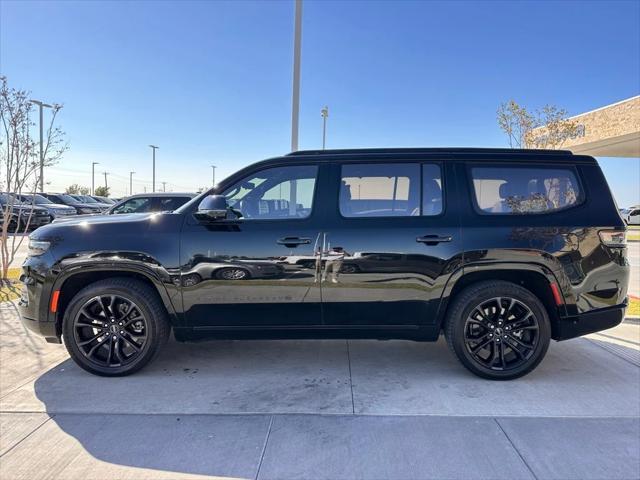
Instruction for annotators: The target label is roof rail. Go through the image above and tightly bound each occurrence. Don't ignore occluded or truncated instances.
[286,147,573,156]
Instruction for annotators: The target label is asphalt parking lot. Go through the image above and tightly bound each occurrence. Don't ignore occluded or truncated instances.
[1,297,639,480]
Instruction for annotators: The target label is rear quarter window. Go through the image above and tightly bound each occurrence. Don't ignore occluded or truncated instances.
[470,165,583,215]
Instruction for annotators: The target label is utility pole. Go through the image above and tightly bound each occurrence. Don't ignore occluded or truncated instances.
[290,0,302,152]
[162,181,167,192]
[149,145,159,192]
[129,171,135,195]
[321,105,329,150]
[91,162,100,195]
[103,171,109,189]
[211,165,216,187]
[29,99,53,192]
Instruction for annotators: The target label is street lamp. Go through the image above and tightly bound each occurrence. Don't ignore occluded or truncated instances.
[103,171,109,189]
[29,99,53,192]
[321,105,329,150]
[290,0,302,152]
[91,162,100,195]
[149,145,159,192]
[129,171,135,196]
[211,165,216,187]
[162,181,167,192]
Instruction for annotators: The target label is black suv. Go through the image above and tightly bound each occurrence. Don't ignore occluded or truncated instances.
[18,148,629,379]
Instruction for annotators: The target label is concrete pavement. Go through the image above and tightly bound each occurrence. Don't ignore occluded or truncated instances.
[1,300,639,479]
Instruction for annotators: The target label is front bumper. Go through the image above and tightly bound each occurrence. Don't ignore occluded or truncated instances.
[554,299,628,341]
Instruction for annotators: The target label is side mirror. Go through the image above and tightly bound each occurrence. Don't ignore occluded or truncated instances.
[195,195,229,221]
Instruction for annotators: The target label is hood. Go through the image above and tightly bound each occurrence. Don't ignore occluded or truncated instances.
[41,203,75,210]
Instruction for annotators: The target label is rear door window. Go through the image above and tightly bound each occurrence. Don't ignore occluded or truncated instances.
[339,163,443,218]
[470,166,582,214]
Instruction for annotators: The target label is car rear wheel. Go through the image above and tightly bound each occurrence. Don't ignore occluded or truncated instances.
[62,278,170,376]
[216,267,250,280]
[444,280,551,380]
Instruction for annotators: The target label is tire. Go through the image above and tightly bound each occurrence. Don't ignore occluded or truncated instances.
[340,263,359,274]
[216,267,250,280]
[444,280,551,380]
[62,278,171,376]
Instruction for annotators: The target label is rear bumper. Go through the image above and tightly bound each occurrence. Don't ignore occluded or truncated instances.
[554,299,628,341]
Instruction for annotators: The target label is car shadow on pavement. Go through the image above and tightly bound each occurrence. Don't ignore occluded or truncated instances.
[16,329,640,478]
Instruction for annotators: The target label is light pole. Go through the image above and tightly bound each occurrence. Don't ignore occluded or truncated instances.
[162,181,167,192]
[321,105,329,150]
[91,162,100,195]
[103,171,109,189]
[29,99,53,192]
[211,165,216,187]
[129,171,135,195]
[149,145,159,192]
[290,0,303,152]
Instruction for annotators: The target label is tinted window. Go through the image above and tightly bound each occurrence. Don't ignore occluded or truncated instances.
[112,197,153,214]
[471,166,582,214]
[158,196,191,211]
[221,165,318,220]
[340,163,421,217]
[422,164,443,216]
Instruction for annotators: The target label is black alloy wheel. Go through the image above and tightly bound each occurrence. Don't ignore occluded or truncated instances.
[73,294,148,368]
[63,278,170,376]
[445,280,551,380]
[463,297,540,371]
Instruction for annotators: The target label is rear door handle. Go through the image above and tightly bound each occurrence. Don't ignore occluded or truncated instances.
[416,235,452,245]
[277,237,312,248]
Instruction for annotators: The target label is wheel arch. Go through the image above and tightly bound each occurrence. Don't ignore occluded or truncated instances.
[436,264,566,339]
[52,266,180,338]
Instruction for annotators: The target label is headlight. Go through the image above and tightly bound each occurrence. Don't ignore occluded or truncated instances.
[28,239,50,257]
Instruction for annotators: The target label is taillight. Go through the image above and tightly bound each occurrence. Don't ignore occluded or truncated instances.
[598,230,627,247]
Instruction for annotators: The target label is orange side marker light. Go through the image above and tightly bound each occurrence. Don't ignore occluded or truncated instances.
[50,290,60,313]
[550,282,563,306]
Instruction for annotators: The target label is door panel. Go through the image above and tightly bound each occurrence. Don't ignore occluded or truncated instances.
[321,161,462,327]
[180,164,325,328]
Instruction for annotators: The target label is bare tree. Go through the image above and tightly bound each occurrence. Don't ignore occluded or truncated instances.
[0,76,68,280]
[497,100,578,149]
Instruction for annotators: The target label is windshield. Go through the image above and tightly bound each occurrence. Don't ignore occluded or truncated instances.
[81,196,99,203]
[23,194,53,204]
[0,194,24,205]
[59,194,81,204]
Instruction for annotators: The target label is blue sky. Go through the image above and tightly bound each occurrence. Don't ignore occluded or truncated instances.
[1,0,639,203]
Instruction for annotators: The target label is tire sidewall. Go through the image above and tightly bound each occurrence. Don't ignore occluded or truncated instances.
[448,282,551,380]
[63,283,161,376]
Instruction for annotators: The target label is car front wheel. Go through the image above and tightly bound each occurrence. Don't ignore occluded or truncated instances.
[444,280,551,380]
[62,278,170,376]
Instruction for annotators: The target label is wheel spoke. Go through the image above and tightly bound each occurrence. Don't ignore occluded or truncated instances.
[464,295,539,371]
[471,335,493,354]
[77,332,102,346]
[123,315,144,327]
[73,294,148,368]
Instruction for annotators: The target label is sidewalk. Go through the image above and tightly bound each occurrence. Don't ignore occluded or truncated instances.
[1,301,639,479]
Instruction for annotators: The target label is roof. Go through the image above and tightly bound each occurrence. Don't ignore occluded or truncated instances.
[125,192,197,198]
[286,147,573,157]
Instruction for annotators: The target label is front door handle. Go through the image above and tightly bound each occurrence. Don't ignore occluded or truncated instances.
[416,234,452,245]
[277,237,312,248]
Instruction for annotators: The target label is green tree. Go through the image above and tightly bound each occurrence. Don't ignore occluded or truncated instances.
[94,186,110,197]
[65,184,90,195]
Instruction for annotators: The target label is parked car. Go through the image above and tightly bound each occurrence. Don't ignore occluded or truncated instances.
[41,193,104,215]
[622,206,640,225]
[14,193,77,219]
[0,193,52,231]
[69,195,111,211]
[92,195,116,204]
[52,193,197,222]
[19,148,629,379]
